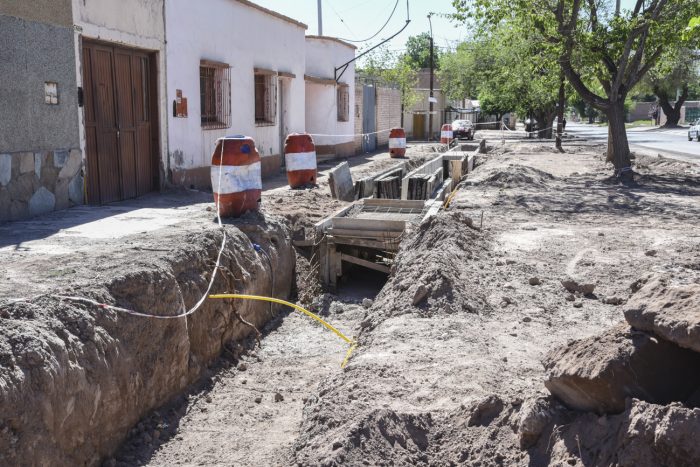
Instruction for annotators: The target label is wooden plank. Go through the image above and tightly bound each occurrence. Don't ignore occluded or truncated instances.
[362,199,425,209]
[328,161,354,201]
[354,177,375,199]
[315,204,354,231]
[401,155,444,199]
[340,253,391,274]
[327,228,403,238]
[331,217,407,232]
[333,237,401,251]
[376,176,401,199]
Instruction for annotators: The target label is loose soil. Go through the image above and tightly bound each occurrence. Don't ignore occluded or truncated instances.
[3,139,699,466]
[290,138,700,466]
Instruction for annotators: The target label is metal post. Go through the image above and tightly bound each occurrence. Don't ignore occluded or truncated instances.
[428,14,434,141]
[317,0,323,35]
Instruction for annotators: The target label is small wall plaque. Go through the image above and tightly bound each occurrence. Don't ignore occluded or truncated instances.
[45,82,58,105]
[174,89,188,117]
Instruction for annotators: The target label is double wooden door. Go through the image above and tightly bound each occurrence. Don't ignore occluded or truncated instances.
[82,41,158,204]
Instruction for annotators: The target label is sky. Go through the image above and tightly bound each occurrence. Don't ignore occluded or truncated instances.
[252,0,640,56]
[252,0,467,53]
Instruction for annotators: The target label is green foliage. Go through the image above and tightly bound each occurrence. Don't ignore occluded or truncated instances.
[438,10,565,121]
[684,16,700,39]
[357,45,420,109]
[403,32,441,70]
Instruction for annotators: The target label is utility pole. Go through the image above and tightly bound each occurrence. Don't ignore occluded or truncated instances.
[615,0,621,16]
[428,13,434,141]
[317,0,323,35]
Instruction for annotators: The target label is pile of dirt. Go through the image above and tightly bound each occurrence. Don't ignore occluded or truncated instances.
[362,210,492,329]
[470,163,555,188]
[527,273,700,465]
[288,140,700,467]
[0,217,294,466]
[634,154,700,175]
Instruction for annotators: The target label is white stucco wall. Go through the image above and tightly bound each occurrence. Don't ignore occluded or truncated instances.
[304,37,355,150]
[165,0,307,174]
[71,0,169,183]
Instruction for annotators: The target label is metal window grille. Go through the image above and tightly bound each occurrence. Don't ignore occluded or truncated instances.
[200,61,231,129]
[255,73,276,125]
[337,85,349,122]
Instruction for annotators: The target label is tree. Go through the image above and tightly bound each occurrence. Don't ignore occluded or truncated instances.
[438,41,479,102]
[646,47,699,127]
[404,32,441,69]
[455,0,700,180]
[439,15,566,139]
[357,46,420,126]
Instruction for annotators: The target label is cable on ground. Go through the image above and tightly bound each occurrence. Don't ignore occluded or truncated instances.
[209,293,358,368]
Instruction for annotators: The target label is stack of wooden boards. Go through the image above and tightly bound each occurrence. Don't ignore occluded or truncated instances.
[329,140,483,202]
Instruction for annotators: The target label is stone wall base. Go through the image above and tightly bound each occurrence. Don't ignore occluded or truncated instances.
[0,149,83,222]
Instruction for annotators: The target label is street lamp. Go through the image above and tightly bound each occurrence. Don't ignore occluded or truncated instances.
[428,13,434,141]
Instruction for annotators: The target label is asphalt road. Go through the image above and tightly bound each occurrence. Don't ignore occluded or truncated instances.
[566,122,700,163]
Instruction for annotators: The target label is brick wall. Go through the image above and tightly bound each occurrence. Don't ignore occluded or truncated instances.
[376,87,401,147]
[354,86,363,153]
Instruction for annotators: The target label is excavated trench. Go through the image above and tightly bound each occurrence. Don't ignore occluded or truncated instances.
[0,216,295,466]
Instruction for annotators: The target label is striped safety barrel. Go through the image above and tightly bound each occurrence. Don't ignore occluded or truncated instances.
[284,133,317,188]
[210,135,261,218]
[388,128,407,158]
[440,124,453,144]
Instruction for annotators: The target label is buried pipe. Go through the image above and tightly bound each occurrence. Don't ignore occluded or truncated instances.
[209,293,358,368]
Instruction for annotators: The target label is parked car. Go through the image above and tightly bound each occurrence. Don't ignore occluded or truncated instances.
[451,120,475,140]
[688,119,700,141]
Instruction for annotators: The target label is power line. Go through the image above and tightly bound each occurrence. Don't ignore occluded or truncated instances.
[336,0,400,43]
[327,1,356,38]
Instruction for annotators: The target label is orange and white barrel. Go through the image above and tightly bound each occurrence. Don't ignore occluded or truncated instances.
[388,128,407,158]
[440,124,453,144]
[284,133,317,188]
[210,135,261,217]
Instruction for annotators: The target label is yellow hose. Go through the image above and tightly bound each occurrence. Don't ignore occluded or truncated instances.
[209,294,357,367]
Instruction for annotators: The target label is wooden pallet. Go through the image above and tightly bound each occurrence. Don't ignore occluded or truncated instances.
[314,199,428,289]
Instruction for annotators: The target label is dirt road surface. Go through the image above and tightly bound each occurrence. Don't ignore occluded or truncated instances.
[3,138,699,466]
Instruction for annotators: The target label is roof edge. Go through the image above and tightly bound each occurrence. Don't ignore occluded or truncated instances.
[234,0,308,30]
[305,35,357,50]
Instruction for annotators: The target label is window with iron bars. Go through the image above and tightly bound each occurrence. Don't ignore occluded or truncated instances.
[337,85,349,122]
[254,73,276,125]
[200,60,231,129]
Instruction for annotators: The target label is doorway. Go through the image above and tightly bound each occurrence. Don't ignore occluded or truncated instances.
[413,113,426,140]
[362,85,377,153]
[81,41,159,205]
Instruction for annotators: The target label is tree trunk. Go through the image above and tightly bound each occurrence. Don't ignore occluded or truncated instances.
[655,84,688,128]
[556,72,565,152]
[606,101,633,180]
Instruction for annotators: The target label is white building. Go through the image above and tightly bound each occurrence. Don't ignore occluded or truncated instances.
[165,0,308,187]
[1,0,358,221]
[304,36,356,159]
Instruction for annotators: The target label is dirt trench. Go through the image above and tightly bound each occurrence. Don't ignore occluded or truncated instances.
[0,217,294,466]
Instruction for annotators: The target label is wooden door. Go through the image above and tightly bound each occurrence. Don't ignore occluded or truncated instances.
[413,114,426,140]
[82,41,158,204]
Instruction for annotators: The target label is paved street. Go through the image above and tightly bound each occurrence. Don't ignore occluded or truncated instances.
[566,122,700,163]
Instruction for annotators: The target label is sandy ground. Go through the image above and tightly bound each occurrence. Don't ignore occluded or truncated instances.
[290,138,700,466]
[110,138,699,465]
[4,137,699,466]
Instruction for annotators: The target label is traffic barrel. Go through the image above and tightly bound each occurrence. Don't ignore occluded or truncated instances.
[388,128,407,158]
[284,133,317,188]
[440,124,453,145]
[210,135,261,217]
